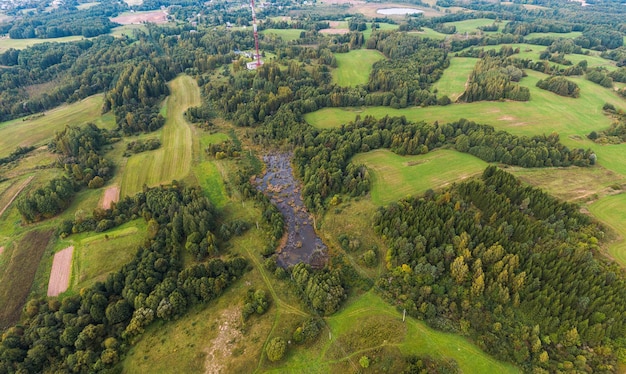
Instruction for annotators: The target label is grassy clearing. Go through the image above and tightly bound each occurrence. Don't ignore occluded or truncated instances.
[525,31,583,40]
[261,29,305,42]
[76,2,100,9]
[353,149,488,205]
[445,18,505,34]
[0,35,88,52]
[0,229,54,329]
[332,49,385,87]
[0,94,113,158]
[362,22,399,40]
[509,166,626,203]
[193,160,228,208]
[410,27,447,39]
[589,193,626,267]
[121,75,199,197]
[269,291,519,373]
[57,220,147,290]
[432,57,476,100]
[305,70,625,150]
[110,24,147,38]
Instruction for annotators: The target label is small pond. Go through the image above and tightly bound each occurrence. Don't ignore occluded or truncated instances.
[376,7,424,15]
[255,153,328,269]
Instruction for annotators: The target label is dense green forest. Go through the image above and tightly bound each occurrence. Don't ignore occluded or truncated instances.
[1,0,626,371]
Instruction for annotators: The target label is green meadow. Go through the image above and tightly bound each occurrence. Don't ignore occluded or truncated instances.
[332,49,385,87]
[261,29,305,42]
[121,75,199,197]
[353,149,488,206]
[445,18,505,34]
[589,193,626,267]
[432,57,476,100]
[525,31,583,40]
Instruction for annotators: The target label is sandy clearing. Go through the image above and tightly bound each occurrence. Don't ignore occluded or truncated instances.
[47,246,74,297]
[0,176,34,219]
[204,308,243,374]
[319,28,350,35]
[110,10,167,25]
[101,185,120,209]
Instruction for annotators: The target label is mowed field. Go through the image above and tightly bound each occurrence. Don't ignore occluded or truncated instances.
[589,194,626,267]
[121,75,199,197]
[432,57,476,101]
[353,149,488,205]
[332,49,385,87]
[0,94,113,158]
[443,18,505,34]
[0,230,54,329]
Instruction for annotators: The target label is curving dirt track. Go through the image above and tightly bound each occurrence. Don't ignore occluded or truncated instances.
[47,246,74,297]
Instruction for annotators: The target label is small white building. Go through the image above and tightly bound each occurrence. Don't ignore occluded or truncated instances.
[247,60,264,70]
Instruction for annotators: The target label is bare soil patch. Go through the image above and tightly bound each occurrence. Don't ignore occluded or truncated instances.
[0,230,54,329]
[110,10,167,25]
[101,185,120,209]
[319,28,350,35]
[204,308,244,374]
[47,246,74,297]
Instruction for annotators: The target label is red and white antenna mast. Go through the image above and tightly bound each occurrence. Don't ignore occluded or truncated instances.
[250,0,262,68]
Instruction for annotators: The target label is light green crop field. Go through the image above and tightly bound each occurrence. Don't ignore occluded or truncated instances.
[269,291,520,373]
[261,29,305,42]
[332,49,385,87]
[110,24,147,38]
[0,35,88,52]
[0,94,114,158]
[432,57,476,101]
[589,194,626,267]
[121,75,199,197]
[525,31,583,40]
[305,70,625,150]
[353,149,488,205]
[445,18,505,34]
[58,220,147,291]
[411,27,447,39]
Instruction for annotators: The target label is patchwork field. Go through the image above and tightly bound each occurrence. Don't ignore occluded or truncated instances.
[121,75,199,197]
[353,149,488,205]
[0,94,113,158]
[332,49,385,87]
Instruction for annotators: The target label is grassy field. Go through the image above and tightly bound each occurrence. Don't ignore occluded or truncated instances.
[0,94,114,158]
[261,29,305,42]
[193,131,230,208]
[110,24,147,38]
[305,70,625,150]
[76,2,100,9]
[0,230,54,329]
[589,193,626,267]
[525,31,583,40]
[0,35,88,52]
[269,291,519,373]
[59,220,147,290]
[121,75,199,197]
[362,22,399,40]
[353,149,488,206]
[410,28,447,39]
[445,18,505,34]
[432,57,476,101]
[332,49,385,87]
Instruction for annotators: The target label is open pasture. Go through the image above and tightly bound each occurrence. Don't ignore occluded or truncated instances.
[261,28,305,42]
[110,24,147,38]
[121,75,199,197]
[445,18,505,34]
[353,149,488,205]
[525,31,583,40]
[332,49,385,87]
[0,94,111,158]
[589,193,626,267]
[362,22,399,40]
[0,35,88,52]
[305,70,625,150]
[432,57,476,101]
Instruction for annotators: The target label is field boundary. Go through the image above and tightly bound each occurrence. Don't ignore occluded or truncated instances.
[0,176,34,218]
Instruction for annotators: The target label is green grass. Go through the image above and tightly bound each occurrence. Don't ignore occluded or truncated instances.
[525,31,583,40]
[332,49,385,87]
[270,291,520,373]
[261,29,305,42]
[121,75,199,197]
[445,18,505,34]
[193,160,228,208]
[0,35,88,52]
[110,24,147,38]
[76,2,100,9]
[589,193,626,267]
[432,57,476,100]
[59,220,147,290]
[0,94,113,158]
[362,22,399,40]
[411,27,447,39]
[353,149,488,205]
